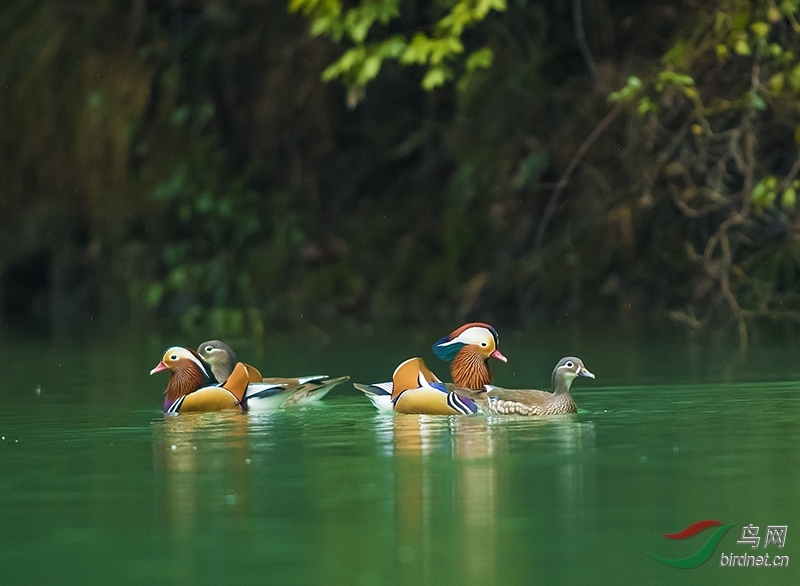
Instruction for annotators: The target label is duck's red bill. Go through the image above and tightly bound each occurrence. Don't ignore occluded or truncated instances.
[150,361,168,375]
[490,349,508,362]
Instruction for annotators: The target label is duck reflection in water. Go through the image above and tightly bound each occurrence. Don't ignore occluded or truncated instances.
[152,412,253,580]
[387,415,506,586]
[385,412,597,585]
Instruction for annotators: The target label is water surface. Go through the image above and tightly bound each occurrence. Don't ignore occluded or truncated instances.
[0,327,797,585]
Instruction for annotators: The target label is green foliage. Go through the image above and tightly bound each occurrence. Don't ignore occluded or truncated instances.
[291,0,506,94]
[751,176,778,211]
[8,0,800,340]
[752,176,799,212]
[608,76,643,103]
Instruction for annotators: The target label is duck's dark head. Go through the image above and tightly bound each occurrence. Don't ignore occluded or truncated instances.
[552,357,595,394]
[432,323,507,389]
[197,340,236,383]
[432,323,507,363]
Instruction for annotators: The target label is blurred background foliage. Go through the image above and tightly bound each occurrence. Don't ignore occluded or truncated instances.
[1,0,800,347]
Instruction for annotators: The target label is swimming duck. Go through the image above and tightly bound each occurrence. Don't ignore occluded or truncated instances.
[389,357,479,415]
[151,346,298,413]
[197,340,350,407]
[478,357,595,415]
[150,347,250,414]
[354,323,506,413]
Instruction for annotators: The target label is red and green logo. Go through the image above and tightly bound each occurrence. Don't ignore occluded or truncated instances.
[645,520,734,568]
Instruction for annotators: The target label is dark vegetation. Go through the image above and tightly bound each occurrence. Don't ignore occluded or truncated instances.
[1,0,799,348]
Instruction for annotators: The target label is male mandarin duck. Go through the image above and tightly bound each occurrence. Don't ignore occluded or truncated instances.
[197,340,350,407]
[478,357,595,415]
[388,357,480,415]
[151,347,296,413]
[431,322,507,387]
[354,323,507,414]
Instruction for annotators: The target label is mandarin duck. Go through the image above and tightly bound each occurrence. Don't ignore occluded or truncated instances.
[389,357,480,415]
[151,347,296,413]
[476,357,595,415]
[354,323,507,414]
[197,340,350,407]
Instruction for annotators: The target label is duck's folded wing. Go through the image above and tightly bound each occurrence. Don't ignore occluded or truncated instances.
[353,382,394,413]
[483,386,552,415]
[354,381,393,396]
[243,382,294,411]
[262,375,351,406]
[172,386,242,413]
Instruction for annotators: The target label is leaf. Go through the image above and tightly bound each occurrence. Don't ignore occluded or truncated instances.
[768,43,783,57]
[401,34,431,65]
[310,16,334,37]
[748,91,767,111]
[171,106,190,126]
[378,36,406,58]
[608,76,643,103]
[626,75,643,89]
[637,97,657,115]
[422,66,450,90]
[782,186,797,209]
[357,55,382,85]
[465,47,493,71]
[348,14,371,44]
[429,37,463,65]
[513,151,549,189]
[734,39,751,56]
[146,283,164,308]
[752,176,778,210]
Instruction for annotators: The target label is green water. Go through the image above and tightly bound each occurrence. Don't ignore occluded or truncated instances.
[0,327,798,585]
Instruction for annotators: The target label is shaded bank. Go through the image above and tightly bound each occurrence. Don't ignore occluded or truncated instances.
[1,1,799,347]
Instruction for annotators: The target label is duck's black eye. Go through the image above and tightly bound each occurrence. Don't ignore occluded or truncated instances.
[480,342,488,347]
[170,355,177,361]
[566,361,574,368]
[205,346,213,352]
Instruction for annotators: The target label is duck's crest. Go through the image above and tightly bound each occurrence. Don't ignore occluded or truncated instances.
[432,322,499,362]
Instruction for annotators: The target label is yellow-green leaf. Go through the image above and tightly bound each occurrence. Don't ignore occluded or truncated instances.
[734,39,751,56]
[465,47,493,71]
[769,72,785,92]
[782,187,797,209]
[422,67,449,90]
[357,55,382,85]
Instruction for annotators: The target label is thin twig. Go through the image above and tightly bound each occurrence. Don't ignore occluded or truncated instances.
[779,152,800,192]
[573,0,597,80]
[534,101,626,249]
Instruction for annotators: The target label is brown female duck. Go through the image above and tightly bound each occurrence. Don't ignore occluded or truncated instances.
[197,340,350,408]
[479,357,595,415]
